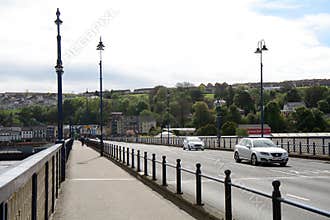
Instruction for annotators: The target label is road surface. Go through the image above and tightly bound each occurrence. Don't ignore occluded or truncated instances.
[106,141,330,220]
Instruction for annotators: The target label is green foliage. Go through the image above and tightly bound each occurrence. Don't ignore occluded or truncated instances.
[1,84,329,133]
[285,88,302,102]
[318,100,330,114]
[195,124,217,136]
[234,90,255,115]
[192,101,214,128]
[304,86,328,108]
[264,101,286,132]
[291,107,328,132]
[225,105,241,124]
[221,121,237,135]
[236,128,248,137]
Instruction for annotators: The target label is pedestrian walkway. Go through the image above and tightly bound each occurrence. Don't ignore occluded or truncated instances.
[53,141,195,220]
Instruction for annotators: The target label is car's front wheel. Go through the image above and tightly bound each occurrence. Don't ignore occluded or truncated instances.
[251,154,258,166]
[234,152,241,163]
[280,162,287,167]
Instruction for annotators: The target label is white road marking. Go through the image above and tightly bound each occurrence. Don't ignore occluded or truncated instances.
[231,175,330,181]
[70,178,135,181]
[286,193,310,201]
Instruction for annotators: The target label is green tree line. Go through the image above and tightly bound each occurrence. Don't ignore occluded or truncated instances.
[1,83,329,135]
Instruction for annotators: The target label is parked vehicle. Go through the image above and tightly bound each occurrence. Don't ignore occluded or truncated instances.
[183,136,205,151]
[234,138,289,166]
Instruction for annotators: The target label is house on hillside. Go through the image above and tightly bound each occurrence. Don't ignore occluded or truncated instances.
[281,102,306,116]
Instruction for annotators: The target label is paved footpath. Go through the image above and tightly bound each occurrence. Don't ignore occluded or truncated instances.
[53,141,195,220]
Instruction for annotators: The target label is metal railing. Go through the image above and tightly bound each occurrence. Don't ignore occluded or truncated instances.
[86,139,330,220]
[109,136,330,158]
[0,139,73,220]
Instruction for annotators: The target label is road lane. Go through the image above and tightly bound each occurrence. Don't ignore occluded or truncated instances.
[106,141,330,220]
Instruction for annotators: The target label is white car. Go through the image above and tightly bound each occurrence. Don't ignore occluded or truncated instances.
[183,137,205,151]
[234,138,289,166]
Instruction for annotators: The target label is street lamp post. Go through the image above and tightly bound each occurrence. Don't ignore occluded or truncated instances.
[254,40,268,137]
[55,8,64,144]
[97,37,105,156]
[214,99,226,148]
[167,89,170,145]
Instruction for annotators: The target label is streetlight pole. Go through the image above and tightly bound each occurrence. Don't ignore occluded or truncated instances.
[55,8,64,144]
[214,99,226,148]
[167,89,170,145]
[255,40,268,138]
[97,37,105,156]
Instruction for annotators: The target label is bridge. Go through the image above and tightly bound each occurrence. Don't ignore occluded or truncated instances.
[1,137,329,220]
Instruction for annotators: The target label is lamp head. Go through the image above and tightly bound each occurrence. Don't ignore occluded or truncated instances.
[262,44,268,51]
[254,48,261,54]
[97,37,105,51]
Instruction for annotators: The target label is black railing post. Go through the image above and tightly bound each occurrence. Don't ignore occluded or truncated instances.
[322,143,325,155]
[287,141,290,153]
[51,156,55,213]
[60,143,66,182]
[162,156,167,186]
[196,163,202,205]
[272,180,282,220]
[307,142,310,154]
[176,159,182,194]
[123,147,125,164]
[116,145,119,159]
[328,143,330,156]
[313,142,316,155]
[137,150,141,172]
[152,153,156,180]
[144,152,148,176]
[132,149,135,169]
[299,142,302,155]
[32,173,38,220]
[127,147,130,166]
[224,170,232,220]
[0,202,7,220]
[119,146,122,161]
[45,162,49,220]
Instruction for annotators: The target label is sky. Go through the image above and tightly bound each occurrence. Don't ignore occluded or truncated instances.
[0,0,330,93]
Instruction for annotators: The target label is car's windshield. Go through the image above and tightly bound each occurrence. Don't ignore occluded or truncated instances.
[187,137,201,141]
[253,139,277,148]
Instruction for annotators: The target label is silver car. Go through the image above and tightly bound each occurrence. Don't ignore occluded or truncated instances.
[234,138,289,166]
[183,137,205,151]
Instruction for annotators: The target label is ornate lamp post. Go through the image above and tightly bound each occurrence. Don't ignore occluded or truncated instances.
[214,99,226,148]
[55,8,64,144]
[167,89,170,145]
[97,37,105,156]
[254,40,268,137]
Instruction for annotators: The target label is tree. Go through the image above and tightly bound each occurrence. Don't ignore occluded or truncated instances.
[285,88,301,102]
[221,121,237,135]
[291,107,328,132]
[233,90,255,115]
[264,101,285,132]
[225,105,241,124]
[195,124,217,135]
[214,82,228,99]
[225,85,234,105]
[189,88,204,102]
[318,100,330,114]
[136,101,149,115]
[192,101,214,128]
[244,113,259,124]
[304,86,328,108]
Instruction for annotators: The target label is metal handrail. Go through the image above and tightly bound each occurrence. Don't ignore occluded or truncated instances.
[90,139,330,220]
[279,197,330,217]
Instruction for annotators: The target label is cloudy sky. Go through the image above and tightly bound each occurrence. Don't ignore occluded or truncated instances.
[0,0,330,93]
